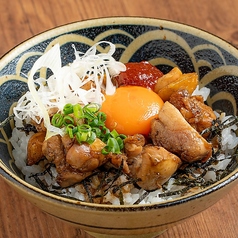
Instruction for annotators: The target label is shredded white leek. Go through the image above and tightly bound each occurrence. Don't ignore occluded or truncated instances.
[13,41,126,139]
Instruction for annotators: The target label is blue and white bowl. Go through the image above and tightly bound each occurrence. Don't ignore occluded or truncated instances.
[0,17,238,238]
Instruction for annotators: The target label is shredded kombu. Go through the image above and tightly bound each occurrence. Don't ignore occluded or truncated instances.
[17,124,38,134]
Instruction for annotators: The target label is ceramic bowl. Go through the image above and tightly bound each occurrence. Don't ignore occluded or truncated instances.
[0,17,238,238]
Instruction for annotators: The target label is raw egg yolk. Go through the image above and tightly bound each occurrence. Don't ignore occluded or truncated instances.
[101,86,164,136]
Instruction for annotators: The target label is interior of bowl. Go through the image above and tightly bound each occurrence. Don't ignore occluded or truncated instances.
[0,17,238,207]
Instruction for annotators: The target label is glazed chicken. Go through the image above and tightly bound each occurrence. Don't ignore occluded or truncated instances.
[124,134,146,157]
[42,135,92,187]
[169,89,216,135]
[128,145,182,191]
[106,152,130,174]
[150,101,213,163]
[66,138,107,172]
[28,133,135,187]
[27,130,182,191]
[27,131,46,165]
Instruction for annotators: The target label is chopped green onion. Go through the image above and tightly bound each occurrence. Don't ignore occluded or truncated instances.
[76,131,90,143]
[110,129,119,138]
[63,103,74,115]
[102,137,121,155]
[63,115,74,125]
[66,124,75,138]
[109,137,121,153]
[78,124,91,132]
[51,113,64,127]
[101,126,110,135]
[80,132,88,142]
[116,137,124,150]
[51,103,127,154]
[72,127,78,134]
[87,131,97,144]
[84,103,100,114]
[75,132,82,143]
[91,127,102,137]
[73,104,83,119]
[83,110,97,121]
[97,111,107,123]
[119,134,127,140]
[89,118,99,127]
[101,147,109,155]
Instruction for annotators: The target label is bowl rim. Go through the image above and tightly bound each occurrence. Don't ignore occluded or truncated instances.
[0,16,238,211]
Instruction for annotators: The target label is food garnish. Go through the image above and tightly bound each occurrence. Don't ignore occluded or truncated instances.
[51,102,126,154]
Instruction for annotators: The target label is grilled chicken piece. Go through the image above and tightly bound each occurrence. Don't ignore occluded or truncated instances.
[150,101,212,163]
[66,138,108,172]
[103,134,146,174]
[128,145,182,191]
[42,135,64,164]
[106,153,130,174]
[61,134,75,154]
[124,134,146,157]
[27,131,46,165]
[56,165,92,188]
[42,135,92,187]
[169,90,216,135]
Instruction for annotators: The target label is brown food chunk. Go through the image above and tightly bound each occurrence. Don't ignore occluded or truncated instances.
[61,134,75,154]
[150,101,212,163]
[124,134,146,157]
[66,138,108,172]
[56,166,92,188]
[105,134,147,174]
[42,135,64,164]
[128,145,182,191]
[27,131,46,165]
[42,135,92,187]
[154,67,198,101]
[169,89,216,134]
[106,153,130,174]
[30,119,46,132]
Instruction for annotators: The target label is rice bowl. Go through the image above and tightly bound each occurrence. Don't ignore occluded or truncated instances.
[8,42,238,206]
[0,17,238,238]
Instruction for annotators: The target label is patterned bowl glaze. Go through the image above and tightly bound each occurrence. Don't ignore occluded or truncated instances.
[0,17,238,238]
